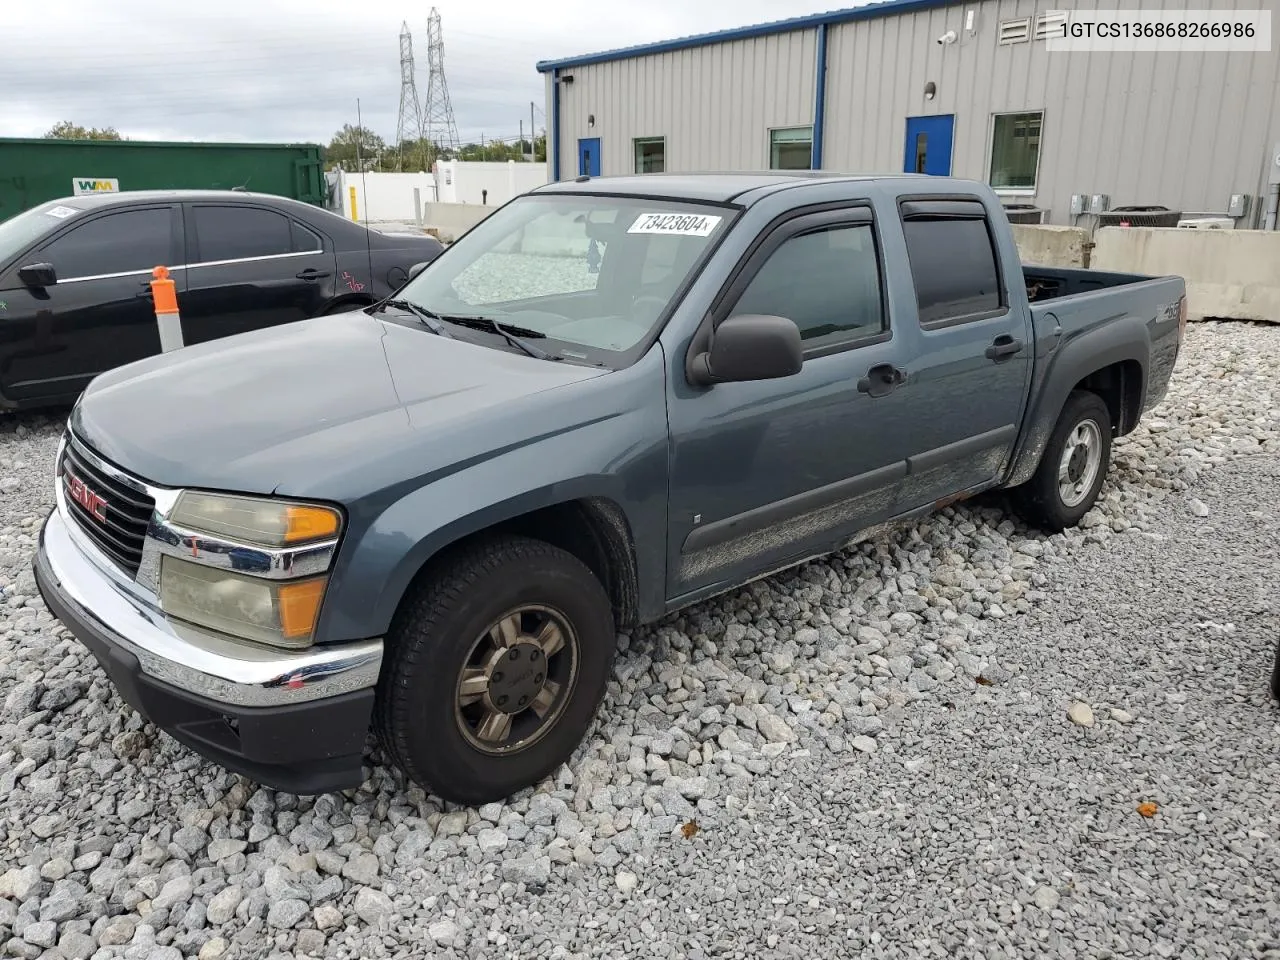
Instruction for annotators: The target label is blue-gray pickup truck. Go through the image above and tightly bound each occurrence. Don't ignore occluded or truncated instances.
[34,173,1186,803]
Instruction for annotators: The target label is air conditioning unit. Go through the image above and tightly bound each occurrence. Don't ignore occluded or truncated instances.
[1176,217,1235,230]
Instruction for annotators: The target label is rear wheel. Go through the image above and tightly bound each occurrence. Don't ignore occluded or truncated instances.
[375,535,615,805]
[1012,390,1113,532]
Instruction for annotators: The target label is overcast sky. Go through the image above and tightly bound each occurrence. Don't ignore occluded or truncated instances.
[4,0,853,148]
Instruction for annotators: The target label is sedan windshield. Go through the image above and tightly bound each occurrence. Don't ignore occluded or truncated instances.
[394,193,733,365]
[0,202,76,268]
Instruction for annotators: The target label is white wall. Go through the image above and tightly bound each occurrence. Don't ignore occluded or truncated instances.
[335,163,548,225]
[336,171,438,225]
[435,160,548,206]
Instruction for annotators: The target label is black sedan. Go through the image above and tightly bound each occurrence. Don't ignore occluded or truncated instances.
[0,190,444,410]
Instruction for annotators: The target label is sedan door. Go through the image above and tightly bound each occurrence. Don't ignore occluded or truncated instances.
[180,202,338,345]
[0,204,179,405]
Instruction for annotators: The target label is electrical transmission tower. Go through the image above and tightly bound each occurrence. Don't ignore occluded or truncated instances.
[423,7,461,161]
[394,21,427,171]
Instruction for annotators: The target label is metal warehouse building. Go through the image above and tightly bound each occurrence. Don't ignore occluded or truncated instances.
[537,0,1280,227]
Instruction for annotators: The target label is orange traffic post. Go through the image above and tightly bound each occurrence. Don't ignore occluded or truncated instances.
[150,265,184,352]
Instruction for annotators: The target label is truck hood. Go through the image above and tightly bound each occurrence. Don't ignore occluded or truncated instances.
[71,310,607,494]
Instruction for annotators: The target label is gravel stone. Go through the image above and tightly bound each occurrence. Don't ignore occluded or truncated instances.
[615,871,639,895]
[203,886,242,925]
[352,888,393,925]
[1,323,1277,958]
[313,904,343,931]
[295,928,326,955]
[1067,702,1095,727]
[429,918,461,946]
[340,852,379,886]
[22,921,56,948]
[265,898,308,929]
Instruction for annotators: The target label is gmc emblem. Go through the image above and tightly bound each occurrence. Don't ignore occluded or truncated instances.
[66,473,108,523]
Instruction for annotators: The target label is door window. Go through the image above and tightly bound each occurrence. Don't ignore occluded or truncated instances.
[291,220,323,252]
[901,214,1003,325]
[730,223,885,351]
[42,208,172,279]
[192,205,293,262]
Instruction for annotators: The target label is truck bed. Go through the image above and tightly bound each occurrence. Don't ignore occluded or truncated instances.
[1024,265,1157,304]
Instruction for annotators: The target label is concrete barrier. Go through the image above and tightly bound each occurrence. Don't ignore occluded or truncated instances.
[1091,227,1280,323]
[422,203,497,242]
[1010,224,1092,269]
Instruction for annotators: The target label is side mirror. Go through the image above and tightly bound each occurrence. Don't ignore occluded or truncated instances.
[407,262,429,281]
[18,263,57,288]
[688,314,803,386]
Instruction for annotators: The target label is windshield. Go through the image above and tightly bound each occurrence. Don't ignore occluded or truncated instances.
[0,202,78,268]
[394,193,733,365]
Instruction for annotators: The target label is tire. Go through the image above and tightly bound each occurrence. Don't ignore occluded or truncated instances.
[375,535,615,805]
[1012,390,1113,532]
[1270,638,1280,704]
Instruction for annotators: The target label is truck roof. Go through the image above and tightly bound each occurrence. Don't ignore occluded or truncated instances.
[532,171,934,204]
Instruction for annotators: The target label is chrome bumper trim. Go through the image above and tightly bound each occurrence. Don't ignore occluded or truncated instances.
[42,508,382,708]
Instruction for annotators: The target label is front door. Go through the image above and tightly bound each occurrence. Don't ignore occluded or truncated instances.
[181,202,336,344]
[0,204,179,404]
[577,138,601,177]
[666,205,918,601]
[903,115,955,176]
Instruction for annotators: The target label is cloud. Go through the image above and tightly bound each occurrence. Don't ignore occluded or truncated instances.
[2,0,849,146]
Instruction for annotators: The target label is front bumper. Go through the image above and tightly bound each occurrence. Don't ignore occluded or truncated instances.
[34,508,383,794]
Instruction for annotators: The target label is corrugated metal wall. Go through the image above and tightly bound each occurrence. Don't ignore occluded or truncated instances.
[553,30,817,176]
[547,0,1280,225]
[824,0,1280,224]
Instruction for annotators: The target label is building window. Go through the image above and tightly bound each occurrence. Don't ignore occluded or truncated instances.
[989,112,1042,193]
[769,126,813,170]
[634,137,665,174]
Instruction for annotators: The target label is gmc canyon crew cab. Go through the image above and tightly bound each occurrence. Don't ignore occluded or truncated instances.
[34,173,1186,804]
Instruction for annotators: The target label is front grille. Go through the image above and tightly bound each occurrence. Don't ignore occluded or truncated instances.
[60,438,155,577]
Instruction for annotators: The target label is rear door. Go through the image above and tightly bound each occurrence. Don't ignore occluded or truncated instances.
[889,197,1033,510]
[180,202,337,345]
[0,204,179,404]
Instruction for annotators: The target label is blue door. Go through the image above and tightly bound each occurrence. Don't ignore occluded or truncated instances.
[577,138,601,177]
[903,115,954,176]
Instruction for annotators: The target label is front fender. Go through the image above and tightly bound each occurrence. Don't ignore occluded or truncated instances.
[314,381,670,643]
[1004,310,1150,488]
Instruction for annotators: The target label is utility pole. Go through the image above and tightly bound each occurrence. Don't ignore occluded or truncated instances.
[530,101,536,161]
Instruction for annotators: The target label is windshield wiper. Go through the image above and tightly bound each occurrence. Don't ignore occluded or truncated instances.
[375,298,454,338]
[432,313,557,361]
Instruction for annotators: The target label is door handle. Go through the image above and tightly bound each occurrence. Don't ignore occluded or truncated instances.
[985,335,1024,361]
[135,280,154,301]
[296,268,331,280]
[857,363,906,398]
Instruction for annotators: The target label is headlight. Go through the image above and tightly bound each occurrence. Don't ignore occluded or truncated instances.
[159,556,327,649]
[169,491,340,547]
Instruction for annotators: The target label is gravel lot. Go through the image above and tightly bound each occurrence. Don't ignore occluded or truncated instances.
[1,321,1278,960]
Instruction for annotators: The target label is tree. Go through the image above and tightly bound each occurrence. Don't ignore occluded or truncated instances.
[324,124,387,172]
[44,121,124,140]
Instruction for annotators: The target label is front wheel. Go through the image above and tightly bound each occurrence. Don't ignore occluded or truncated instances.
[375,535,615,805]
[1012,390,1113,532]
